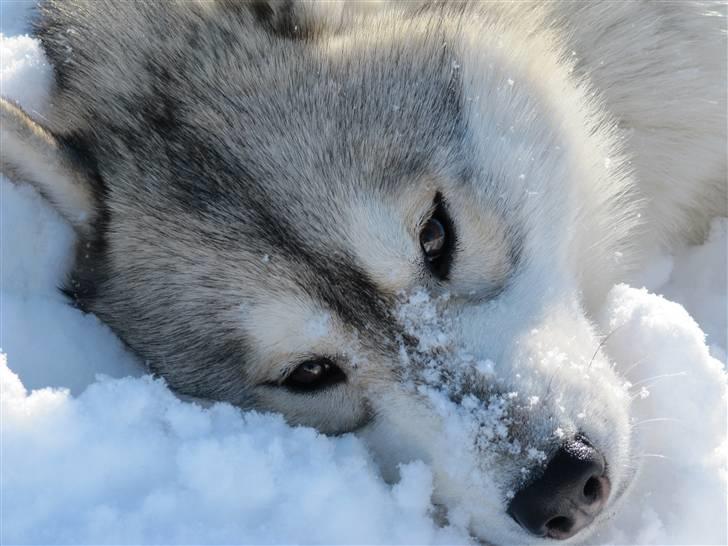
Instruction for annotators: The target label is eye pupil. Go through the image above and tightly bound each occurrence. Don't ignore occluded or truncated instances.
[420,218,446,258]
[294,361,325,383]
[283,359,346,392]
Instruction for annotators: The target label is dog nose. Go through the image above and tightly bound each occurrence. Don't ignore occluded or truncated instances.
[507,436,611,540]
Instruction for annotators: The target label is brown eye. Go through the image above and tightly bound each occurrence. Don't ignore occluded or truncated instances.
[283,359,346,393]
[419,192,455,280]
[420,218,446,259]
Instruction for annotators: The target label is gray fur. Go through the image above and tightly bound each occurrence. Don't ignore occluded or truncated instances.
[33,0,473,405]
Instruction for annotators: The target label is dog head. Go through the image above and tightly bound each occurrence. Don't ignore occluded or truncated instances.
[4,1,645,542]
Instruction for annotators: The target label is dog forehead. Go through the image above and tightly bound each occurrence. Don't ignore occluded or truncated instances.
[179,19,466,181]
[144,24,473,319]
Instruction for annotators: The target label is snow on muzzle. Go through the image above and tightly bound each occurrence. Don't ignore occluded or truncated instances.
[359,289,633,544]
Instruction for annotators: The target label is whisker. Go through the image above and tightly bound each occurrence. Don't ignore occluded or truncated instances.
[637,453,671,461]
[631,417,683,427]
[588,323,627,369]
[630,371,688,388]
[622,355,650,378]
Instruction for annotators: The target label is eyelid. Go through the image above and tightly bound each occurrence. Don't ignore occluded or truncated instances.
[416,189,448,232]
[267,355,342,384]
[254,354,315,388]
[417,197,440,232]
[277,354,321,382]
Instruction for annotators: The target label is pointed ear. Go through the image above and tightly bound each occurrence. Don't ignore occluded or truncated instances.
[1,98,97,234]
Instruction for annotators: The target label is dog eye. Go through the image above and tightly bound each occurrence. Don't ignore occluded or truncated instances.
[419,193,455,280]
[283,359,346,393]
[421,218,446,257]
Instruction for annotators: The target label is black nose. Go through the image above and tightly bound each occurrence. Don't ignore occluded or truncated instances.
[507,436,611,540]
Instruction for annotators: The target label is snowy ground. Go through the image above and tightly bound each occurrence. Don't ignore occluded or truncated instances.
[1,4,726,545]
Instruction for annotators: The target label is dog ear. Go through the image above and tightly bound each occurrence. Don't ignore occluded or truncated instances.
[0,98,97,234]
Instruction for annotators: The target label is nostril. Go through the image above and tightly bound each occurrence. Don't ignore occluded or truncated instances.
[583,476,601,502]
[546,516,574,539]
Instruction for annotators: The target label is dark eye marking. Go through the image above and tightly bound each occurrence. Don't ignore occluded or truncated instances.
[281,358,346,393]
[419,192,456,280]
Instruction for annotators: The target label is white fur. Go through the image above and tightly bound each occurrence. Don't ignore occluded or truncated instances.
[355,2,725,543]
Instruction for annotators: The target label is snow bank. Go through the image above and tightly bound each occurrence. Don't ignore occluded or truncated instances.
[592,284,727,545]
[1,6,726,545]
[2,360,467,545]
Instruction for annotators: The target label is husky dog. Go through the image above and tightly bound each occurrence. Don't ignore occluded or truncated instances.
[2,0,726,542]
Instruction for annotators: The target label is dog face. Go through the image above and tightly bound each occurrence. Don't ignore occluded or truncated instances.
[6,1,645,542]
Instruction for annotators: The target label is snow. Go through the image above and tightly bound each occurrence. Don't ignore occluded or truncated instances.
[0,30,50,116]
[593,284,727,545]
[1,7,726,545]
[3,363,469,544]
